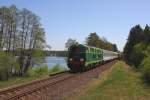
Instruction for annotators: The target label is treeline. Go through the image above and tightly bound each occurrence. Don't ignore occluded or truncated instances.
[65,32,118,52]
[44,50,68,57]
[124,25,150,83]
[0,5,47,80]
[86,32,118,51]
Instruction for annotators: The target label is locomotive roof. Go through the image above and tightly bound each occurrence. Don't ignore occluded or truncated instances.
[80,44,119,54]
[69,44,119,54]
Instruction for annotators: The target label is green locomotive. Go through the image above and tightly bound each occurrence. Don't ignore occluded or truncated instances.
[68,44,102,72]
[67,44,118,72]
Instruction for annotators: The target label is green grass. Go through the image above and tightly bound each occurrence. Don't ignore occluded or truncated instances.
[0,75,45,89]
[66,61,150,100]
[0,64,67,89]
[49,64,67,74]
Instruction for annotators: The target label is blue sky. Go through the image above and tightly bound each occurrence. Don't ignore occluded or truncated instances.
[0,0,150,51]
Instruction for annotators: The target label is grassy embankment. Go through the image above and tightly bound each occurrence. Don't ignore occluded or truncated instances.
[0,64,66,89]
[66,61,150,100]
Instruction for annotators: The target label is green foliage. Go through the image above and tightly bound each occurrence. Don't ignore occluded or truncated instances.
[112,44,118,52]
[143,25,150,44]
[86,32,118,51]
[34,50,44,57]
[140,46,150,83]
[86,32,100,47]
[143,46,150,57]
[0,52,18,80]
[27,64,67,77]
[26,67,34,76]
[34,66,48,75]
[141,55,150,83]
[123,24,150,83]
[123,25,150,67]
[65,38,78,49]
[49,64,66,74]
[123,25,144,66]
[27,65,48,76]
[129,43,146,67]
[0,5,48,77]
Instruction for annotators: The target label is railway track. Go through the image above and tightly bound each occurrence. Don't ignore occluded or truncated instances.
[0,60,117,100]
[0,70,73,100]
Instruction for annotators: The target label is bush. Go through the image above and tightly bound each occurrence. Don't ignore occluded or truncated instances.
[27,65,49,76]
[0,52,18,80]
[49,64,66,74]
[26,67,35,77]
[141,55,150,83]
[128,43,146,68]
[35,65,48,75]
[22,64,67,77]
[140,46,150,83]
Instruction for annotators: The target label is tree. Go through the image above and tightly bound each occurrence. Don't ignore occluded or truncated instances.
[86,32,118,51]
[0,52,19,80]
[0,5,48,78]
[65,38,78,49]
[123,25,143,66]
[86,32,100,47]
[112,44,118,52]
[143,25,150,44]
[141,46,150,83]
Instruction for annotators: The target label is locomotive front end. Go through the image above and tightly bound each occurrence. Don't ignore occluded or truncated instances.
[67,44,85,72]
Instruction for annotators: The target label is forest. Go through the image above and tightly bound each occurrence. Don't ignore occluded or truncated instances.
[124,24,150,83]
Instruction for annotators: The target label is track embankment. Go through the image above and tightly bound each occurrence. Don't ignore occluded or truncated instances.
[0,60,117,100]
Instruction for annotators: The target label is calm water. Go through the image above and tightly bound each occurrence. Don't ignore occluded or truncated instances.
[44,57,68,69]
[44,56,111,69]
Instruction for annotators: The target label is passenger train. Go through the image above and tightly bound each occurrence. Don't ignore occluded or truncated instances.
[67,44,119,72]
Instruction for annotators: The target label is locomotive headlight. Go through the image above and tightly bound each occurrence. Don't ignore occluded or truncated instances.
[80,58,84,62]
[69,58,73,61]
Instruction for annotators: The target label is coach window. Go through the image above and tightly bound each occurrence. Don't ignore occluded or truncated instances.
[93,54,96,58]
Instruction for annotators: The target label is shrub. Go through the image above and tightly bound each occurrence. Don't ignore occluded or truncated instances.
[141,55,150,83]
[128,43,146,68]
[27,65,49,77]
[22,64,68,77]
[26,67,35,77]
[0,52,18,80]
[49,64,66,74]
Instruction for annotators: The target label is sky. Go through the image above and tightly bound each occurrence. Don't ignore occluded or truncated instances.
[0,0,150,51]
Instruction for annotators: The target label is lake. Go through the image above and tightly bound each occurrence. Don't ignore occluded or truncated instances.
[45,57,68,69]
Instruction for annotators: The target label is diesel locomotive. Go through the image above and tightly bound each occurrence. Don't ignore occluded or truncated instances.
[67,44,119,72]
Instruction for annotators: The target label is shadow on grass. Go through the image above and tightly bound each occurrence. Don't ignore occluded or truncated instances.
[140,75,150,89]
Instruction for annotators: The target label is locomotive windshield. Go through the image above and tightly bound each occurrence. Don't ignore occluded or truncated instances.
[68,44,85,60]
[69,45,84,53]
[70,47,79,52]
